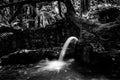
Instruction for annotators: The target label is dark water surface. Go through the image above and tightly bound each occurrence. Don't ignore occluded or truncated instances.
[0,59,115,80]
[0,49,120,80]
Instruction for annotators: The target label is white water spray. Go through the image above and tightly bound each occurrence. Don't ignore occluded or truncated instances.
[34,36,79,72]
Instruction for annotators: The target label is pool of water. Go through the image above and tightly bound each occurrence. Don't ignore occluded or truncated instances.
[0,61,109,80]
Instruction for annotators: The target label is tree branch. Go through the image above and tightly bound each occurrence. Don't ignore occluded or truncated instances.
[58,1,63,18]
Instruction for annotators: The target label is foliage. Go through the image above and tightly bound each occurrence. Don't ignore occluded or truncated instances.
[0,0,67,29]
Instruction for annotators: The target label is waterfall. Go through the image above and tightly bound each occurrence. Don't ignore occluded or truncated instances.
[59,36,78,61]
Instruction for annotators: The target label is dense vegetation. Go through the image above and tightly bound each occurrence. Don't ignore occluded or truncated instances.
[0,0,120,66]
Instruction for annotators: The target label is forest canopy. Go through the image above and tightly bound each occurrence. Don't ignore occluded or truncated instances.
[0,0,74,29]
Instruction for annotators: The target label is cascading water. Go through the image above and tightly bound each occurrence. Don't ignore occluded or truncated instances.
[59,36,79,61]
[34,36,79,72]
